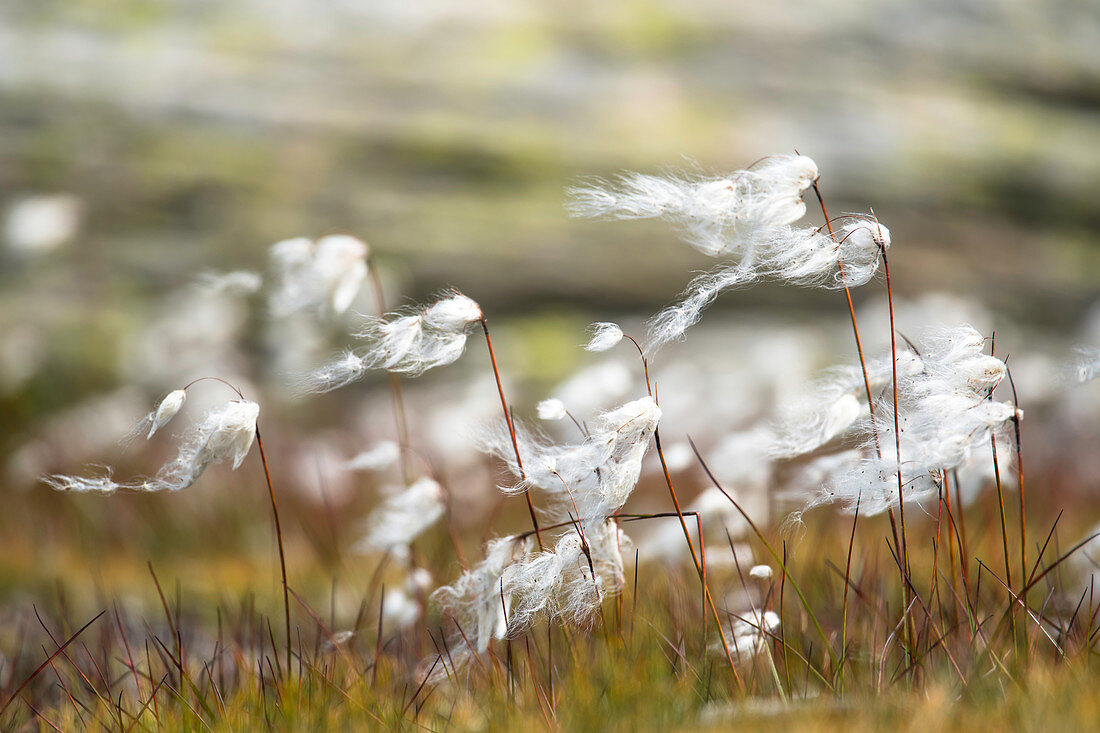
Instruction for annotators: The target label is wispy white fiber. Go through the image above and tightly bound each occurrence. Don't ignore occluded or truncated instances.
[301,292,483,392]
[645,217,890,353]
[481,396,661,527]
[46,399,260,494]
[568,154,818,257]
[786,326,1019,517]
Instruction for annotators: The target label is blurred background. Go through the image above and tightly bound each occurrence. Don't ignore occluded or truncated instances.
[0,0,1098,615]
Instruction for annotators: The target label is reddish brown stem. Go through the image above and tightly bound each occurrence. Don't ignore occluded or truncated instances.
[255,429,292,677]
[480,317,544,549]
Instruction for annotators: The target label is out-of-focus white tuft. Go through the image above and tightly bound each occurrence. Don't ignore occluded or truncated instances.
[748,565,773,581]
[344,441,401,472]
[1074,347,1100,383]
[381,588,422,631]
[302,292,482,393]
[197,270,263,296]
[4,194,82,255]
[353,477,446,559]
[268,234,369,317]
[548,361,634,418]
[722,609,780,663]
[585,322,624,352]
[537,398,568,421]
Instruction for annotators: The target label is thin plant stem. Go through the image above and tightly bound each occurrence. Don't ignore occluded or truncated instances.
[479,316,543,549]
[366,257,413,485]
[1007,366,1029,648]
[255,429,292,678]
[879,241,914,670]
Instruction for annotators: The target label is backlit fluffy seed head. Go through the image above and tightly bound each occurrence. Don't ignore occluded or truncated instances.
[154,400,260,490]
[422,293,483,331]
[302,292,482,392]
[353,477,446,558]
[749,564,773,581]
[147,390,186,439]
[431,535,532,663]
[567,154,817,258]
[537,398,568,421]
[54,399,261,494]
[644,213,890,353]
[585,322,624,352]
[484,396,661,526]
[344,441,401,471]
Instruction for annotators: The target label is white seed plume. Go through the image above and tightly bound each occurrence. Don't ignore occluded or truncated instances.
[585,322,624,352]
[353,477,446,558]
[46,399,260,494]
[152,400,260,491]
[537,398,567,421]
[568,154,818,257]
[748,565,773,581]
[646,216,889,353]
[344,441,401,471]
[302,292,482,392]
[147,390,187,439]
[788,326,1018,517]
[268,234,369,317]
[482,396,662,526]
[769,350,923,459]
[124,389,188,444]
[422,293,484,331]
[432,535,531,656]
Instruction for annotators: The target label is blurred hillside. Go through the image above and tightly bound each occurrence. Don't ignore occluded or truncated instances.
[0,0,1098,458]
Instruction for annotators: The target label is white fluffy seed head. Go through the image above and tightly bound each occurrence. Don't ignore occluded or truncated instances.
[748,564,773,581]
[148,389,187,439]
[537,398,568,421]
[585,322,624,352]
[422,293,483,331]
[153,400,260,490]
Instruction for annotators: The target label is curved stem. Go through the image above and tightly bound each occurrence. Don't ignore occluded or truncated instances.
[255,428,292,678]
